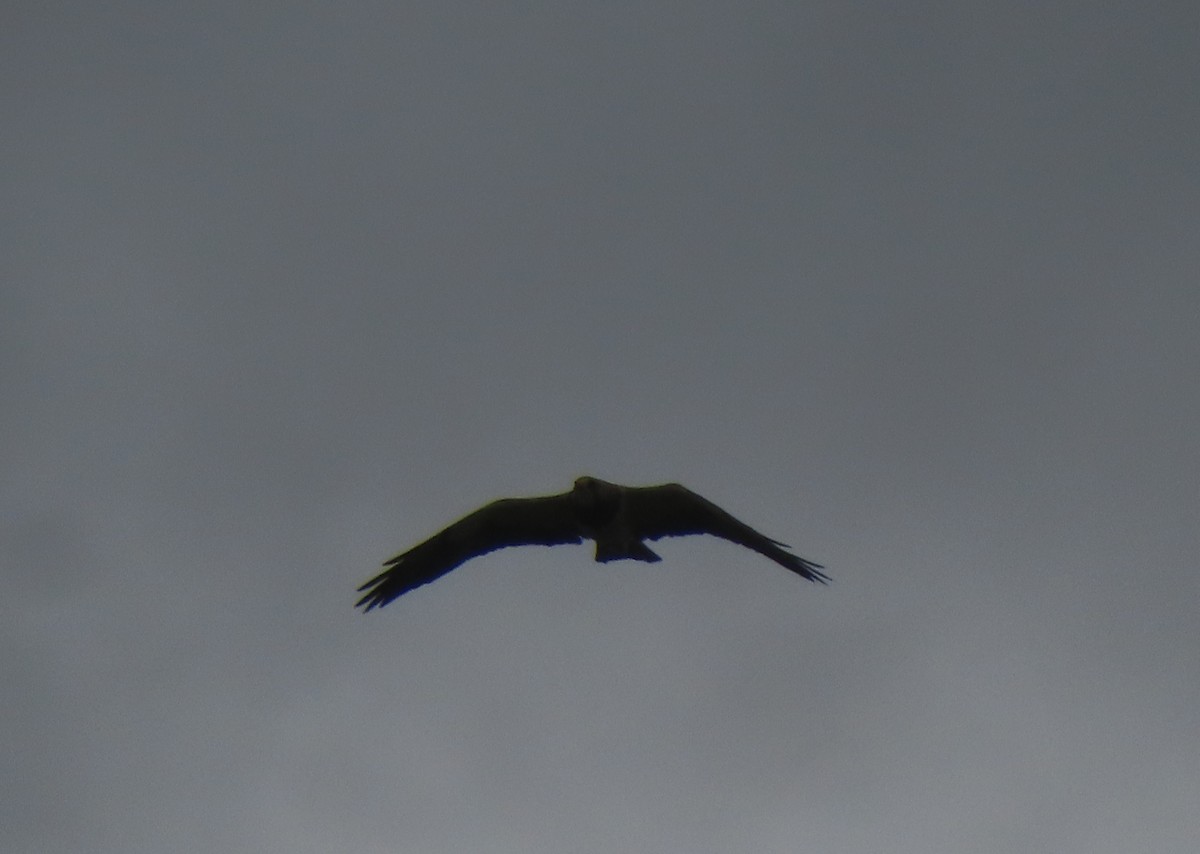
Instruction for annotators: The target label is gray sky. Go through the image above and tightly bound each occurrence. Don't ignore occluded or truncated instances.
[4,2,1198,852]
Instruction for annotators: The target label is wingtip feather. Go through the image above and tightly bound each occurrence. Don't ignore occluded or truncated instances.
[803,560,831,585]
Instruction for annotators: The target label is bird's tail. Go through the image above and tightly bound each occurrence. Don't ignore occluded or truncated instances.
[594,540,662,563]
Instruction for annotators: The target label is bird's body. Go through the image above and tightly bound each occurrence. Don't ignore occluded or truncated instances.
[355,476,827,611]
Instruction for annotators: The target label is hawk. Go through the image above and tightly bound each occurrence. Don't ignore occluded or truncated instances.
[356,476,827,611]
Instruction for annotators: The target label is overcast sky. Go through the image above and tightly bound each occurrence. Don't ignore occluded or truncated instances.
[4,2,1198,852]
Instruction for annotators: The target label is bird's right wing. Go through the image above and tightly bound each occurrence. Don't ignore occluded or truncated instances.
[623,483,829,583]
[356,492,583,611]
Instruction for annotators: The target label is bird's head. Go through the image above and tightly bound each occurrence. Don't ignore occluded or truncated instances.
[571,476,620,524]
[573,474,618,491]
[573,475,600,500]
[572,476,619,503]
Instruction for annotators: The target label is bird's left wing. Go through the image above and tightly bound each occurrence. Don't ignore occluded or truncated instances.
[623,483,829,583]
[356,492,583,611]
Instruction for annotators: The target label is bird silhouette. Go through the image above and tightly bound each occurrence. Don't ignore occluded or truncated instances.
[356,476,827,611]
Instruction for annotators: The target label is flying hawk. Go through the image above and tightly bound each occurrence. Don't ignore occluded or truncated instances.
[355,476,828,611]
